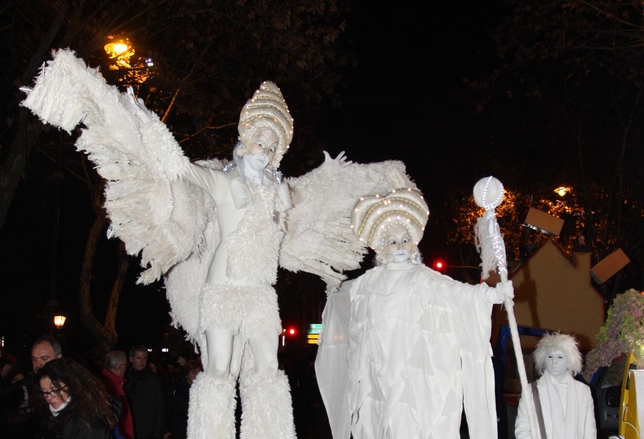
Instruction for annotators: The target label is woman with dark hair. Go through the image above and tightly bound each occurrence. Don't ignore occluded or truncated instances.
[33,357,115,439]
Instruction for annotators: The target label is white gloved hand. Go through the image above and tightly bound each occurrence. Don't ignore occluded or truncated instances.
[323,150,353,172]
[496,280,515,302]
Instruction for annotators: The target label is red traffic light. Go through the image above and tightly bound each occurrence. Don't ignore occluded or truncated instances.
[433,260,446,272]
[284,326,297,337]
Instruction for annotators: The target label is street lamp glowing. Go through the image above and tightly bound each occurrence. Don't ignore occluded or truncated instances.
[53,315,66,329]
[554,186,572,197]
[104,41,132,59]
[104,37,135,72]
[104,37,153,84]
[105,42,129,55]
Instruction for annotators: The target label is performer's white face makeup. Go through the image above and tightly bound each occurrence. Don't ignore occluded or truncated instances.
[246,128,279,164]
[243,152,270,172]
[545,349,568,381]
[383,224,413,263]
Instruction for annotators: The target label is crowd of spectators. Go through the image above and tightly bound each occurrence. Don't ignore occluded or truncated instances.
[0,337,199,439]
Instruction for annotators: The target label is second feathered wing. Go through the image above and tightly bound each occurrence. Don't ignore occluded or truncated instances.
[282,157,416,287]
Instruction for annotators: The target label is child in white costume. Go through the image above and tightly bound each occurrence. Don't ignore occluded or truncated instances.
[515,333,596,439]
[21,49,418,439]
[317,188,514,439]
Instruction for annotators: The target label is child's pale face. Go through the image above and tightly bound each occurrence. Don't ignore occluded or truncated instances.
[545,349,568,380]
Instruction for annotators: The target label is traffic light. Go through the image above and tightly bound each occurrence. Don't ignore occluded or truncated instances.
[281,326,299,347]
[433,259,446,273]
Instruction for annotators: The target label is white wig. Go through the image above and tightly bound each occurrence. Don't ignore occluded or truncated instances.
[533,333,583,376]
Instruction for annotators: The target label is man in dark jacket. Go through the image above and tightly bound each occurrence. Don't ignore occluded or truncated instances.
[124,345,166,439]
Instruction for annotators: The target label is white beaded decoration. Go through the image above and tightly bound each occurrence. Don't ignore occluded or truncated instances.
[473,176,504,210]
[473,176,508,279]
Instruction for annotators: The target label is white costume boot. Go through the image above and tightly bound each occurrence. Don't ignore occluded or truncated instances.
[239,370,296,439]
[187,372,237,439]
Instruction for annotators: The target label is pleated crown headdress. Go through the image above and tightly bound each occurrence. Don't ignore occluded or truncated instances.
[351,188,430,254]
[238,81,294,168]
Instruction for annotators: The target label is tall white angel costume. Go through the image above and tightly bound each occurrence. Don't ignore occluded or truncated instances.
[515,334,596,439]
[21,49,417,439]
[316,188,514,439]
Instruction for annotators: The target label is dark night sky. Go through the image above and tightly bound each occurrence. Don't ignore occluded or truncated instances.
[314,2,502,259]
[319,2,496,160]
[1,2,513,358]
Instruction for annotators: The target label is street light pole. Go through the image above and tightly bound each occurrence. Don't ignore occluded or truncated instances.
[48,141,64,336]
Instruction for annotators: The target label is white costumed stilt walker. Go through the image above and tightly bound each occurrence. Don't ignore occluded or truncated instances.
[473,176,538,439]
[21,49,417,439]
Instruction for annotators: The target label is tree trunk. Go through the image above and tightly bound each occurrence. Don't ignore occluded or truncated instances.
[78,181,128,359]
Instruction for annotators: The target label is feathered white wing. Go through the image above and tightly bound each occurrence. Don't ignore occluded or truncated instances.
[281,159,415,287]
[21,49,214,340]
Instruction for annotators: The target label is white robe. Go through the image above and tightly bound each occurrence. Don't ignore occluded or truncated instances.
[515,373,596,439]
[317,262,501,439]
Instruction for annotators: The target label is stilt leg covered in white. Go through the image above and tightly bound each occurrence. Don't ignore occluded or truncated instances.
[187,372,236,439]
[239,370,296,439]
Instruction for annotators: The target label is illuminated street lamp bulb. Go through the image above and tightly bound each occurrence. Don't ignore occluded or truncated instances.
[104,42,130,56]
[113,43,129,54]
[53,315,66,329]
[554,186,572,197]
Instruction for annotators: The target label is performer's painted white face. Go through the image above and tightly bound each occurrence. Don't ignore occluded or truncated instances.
[245,128,279,164]
[545,349,568,380]
[382,224,413,263]
[243,152,270,172]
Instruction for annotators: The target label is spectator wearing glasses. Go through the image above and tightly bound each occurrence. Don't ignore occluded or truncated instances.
[33,357,115,439]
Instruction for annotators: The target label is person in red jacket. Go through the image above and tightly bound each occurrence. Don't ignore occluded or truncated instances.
[100,350,135,439]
